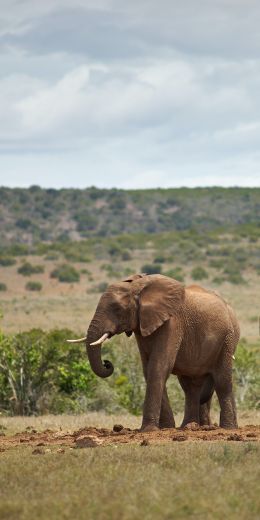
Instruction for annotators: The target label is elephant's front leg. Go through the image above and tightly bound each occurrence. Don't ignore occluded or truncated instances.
[141,350,177,431]
[136,324,181,432]
[141,362,168,432]
[137,340,175,430]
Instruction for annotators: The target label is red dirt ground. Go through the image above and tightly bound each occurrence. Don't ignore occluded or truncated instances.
[0,424,259,452]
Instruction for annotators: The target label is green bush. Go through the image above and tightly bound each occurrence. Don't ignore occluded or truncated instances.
[0,329,97,415]
[50,264,80,283]
[191,266,208,281]
[108,244,122,257]
[141,263,162,275]
[121,250,132,261]
[233,340,260,410]
[74,211,98,232]
[80,268,91,275]
[18,262,44,276]
[100,263,122,279]
[209,259,225,269]
[0,256,16,266]
[223,263,242,276]
[44,253,59,261]
[164,267,184,282]
[212,276,225,285]
[15,218,32,229]
[0,283,7,291]
[226,272,246,285]
[153,255,166,264]
[25,281,42,291]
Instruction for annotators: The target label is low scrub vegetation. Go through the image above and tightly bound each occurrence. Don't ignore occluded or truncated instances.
[164,267,185,282]
[50,264,80,283]
[25,281,42,291]
[0,256,16,266]
[0,329,258,416]
[0,187,259,244]
[191,266,208,281]
[1,222,259,287]
[18,262,44,276]
[141,263,162,274]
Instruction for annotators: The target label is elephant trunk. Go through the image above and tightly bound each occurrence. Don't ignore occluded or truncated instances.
[86,318,114,378]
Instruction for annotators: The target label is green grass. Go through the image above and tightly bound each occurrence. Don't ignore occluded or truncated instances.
[0,443,259,520]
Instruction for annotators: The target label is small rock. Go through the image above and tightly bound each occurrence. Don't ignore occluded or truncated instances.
[75,435,102,448]
[227,433,244,441]
[20,438,29,443]
[172,435,187,442]
[45,449,51,453]
[140,439,150,446]
[0,447,6,452]
[32,448,45,455]
[0,432,6,437]
[183,422,200,431]
[113,424,124,432]
[57,448,65,453]
[246,433,256,438]
[36,442,45,446]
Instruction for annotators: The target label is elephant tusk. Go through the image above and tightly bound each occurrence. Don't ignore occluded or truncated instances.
[90,333,110,346]
[232,355,235,360]
[66,336,87,344]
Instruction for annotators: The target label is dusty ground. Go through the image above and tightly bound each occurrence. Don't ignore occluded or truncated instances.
[1,423,259,454]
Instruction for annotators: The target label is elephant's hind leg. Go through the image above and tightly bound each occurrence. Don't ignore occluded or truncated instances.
[213,335,238,429]
[199,374,214,426]
[178,375,201,427]
[199,399,212,426]
[159,387,175,429]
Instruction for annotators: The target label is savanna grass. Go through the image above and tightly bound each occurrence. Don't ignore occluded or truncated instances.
[0,442,259,520]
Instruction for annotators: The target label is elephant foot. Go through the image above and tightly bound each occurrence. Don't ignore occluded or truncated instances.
[180,417,200,429]
[220,421,238,429]
[181,421,200,431]
[219,411,238,429]
[159,419,175,429]
[140,424,159,433]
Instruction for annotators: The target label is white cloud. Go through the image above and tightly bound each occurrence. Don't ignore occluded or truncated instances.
[0,0,260,186]
[17,66,90,133]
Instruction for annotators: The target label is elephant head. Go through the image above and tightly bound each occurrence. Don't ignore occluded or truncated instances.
[67,274,185,379]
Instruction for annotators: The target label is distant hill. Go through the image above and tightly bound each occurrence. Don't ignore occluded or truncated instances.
[0,186,259,244]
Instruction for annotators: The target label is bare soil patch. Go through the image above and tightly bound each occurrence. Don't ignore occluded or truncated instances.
[1,424,259,453]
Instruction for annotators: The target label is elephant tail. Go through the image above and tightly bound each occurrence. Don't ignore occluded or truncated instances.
[200,374,214,405]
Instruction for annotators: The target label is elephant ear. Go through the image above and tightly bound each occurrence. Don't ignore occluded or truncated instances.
[138,275,185,336]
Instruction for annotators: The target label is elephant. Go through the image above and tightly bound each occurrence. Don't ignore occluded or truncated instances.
[67,274,240,431]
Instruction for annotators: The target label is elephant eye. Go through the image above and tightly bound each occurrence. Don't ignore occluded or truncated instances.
[110,301,122,315]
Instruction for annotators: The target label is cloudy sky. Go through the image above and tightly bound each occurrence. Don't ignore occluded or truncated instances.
[0,0,259,189]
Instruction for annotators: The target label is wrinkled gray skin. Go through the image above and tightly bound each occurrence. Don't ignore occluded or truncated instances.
[86,274,239,431]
